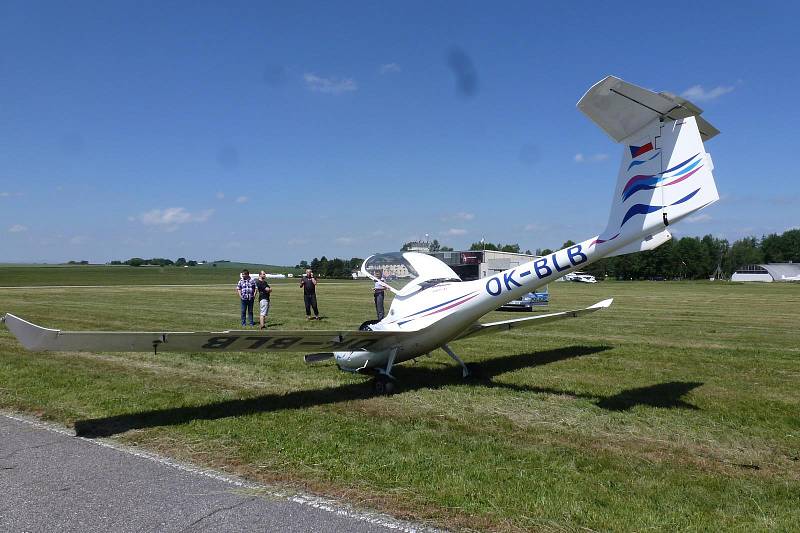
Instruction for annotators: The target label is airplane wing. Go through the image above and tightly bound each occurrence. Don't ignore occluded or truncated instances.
[455,298,613,340]
[1,313,406,354]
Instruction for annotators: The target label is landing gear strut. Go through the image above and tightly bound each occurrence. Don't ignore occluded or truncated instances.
[442,344,470,378]
[372,347,398,396]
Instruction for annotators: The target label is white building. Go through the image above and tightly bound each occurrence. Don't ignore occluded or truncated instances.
[731,263,800,282]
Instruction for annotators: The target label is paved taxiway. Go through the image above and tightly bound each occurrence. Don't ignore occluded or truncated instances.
[0,414,436,532]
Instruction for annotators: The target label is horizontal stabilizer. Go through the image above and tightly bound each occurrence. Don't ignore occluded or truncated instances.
[578,76,719,142]
[1,313,405,353]
[455,299,613,340]
[603,229,672,258]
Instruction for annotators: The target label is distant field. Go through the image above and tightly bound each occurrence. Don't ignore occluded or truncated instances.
[0,264,301,286]
[1,266,798,531]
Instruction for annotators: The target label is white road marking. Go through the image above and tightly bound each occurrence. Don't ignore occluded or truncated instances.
[2,411,441,533]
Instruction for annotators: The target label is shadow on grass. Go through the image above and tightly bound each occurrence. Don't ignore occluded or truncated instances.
[74,345,702,438]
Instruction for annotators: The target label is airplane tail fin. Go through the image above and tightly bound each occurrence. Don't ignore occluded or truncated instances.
[578,76,720,253]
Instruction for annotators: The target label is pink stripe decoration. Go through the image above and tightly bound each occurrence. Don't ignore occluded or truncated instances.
[422,293,479,317]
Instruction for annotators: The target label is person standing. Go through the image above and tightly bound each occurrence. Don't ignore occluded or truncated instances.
[255,271,272,330]
[373,271,389,321]
[236,269,257,327]
[299,268,320,320]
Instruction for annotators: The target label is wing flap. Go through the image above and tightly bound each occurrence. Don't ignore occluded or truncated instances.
[2,313,404,353]
[455,299,613,340]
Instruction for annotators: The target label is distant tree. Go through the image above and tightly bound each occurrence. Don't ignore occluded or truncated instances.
[175,257,187,267]
[561,240,576,249]
[525,249,532,255]
[536,248,553,256]
[187,260,197,267]
[500,244,520,253]
[440,246,454,251]
[110,260,122,265]
[126,258,144,267]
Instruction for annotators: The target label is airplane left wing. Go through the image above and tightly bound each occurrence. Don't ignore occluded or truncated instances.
[1,313,405,354]
[455,298,613,340]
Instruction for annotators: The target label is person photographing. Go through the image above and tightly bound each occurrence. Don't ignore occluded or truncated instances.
[299,268,320,320]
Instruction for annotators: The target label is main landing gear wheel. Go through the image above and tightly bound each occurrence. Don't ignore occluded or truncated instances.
[373,376,395,395]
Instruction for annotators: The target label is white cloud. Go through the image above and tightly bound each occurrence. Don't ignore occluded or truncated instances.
[69,235,88,245]
[304,73,358,94]
[335,237,355,245]
[137,207,214,232]
[215,192,225,200]
[444,228,467,236]
[681,84,735,102]
[0,192,9,197]
[8,224,27,233]
[235,196,249,204]
[687,213,712,223]
[574,153,608,163]
[379,63,401,75]
[442,212,475,222]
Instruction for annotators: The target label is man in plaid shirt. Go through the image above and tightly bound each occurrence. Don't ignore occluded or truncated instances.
[236,269,258,327]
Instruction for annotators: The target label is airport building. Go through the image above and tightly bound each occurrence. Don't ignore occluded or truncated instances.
[426,250,541,281]
[731,263,800,282]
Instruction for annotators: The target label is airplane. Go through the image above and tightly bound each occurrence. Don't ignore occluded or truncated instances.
[562,272,598,283]
[2,76,720,395]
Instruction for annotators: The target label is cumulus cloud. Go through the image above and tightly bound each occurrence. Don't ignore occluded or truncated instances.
[687,213,713,223]
[137,207,214,232]
[441,212,475,222]
[681,84,735,102]
[574,153,608,163]
[8,224,27,233]
[235,196,249,204]
[444,228,467,236]
[379,63,401,75]
[304,73,358,94]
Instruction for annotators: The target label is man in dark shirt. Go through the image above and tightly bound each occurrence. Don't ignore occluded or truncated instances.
[256,271,272,330]
[299,269,320,320]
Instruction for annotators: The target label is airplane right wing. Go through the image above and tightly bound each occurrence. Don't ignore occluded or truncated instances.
[455,299,613,340]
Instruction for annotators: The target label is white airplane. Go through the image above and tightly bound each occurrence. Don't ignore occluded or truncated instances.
[563,272,598,283]
[2,76,720,395]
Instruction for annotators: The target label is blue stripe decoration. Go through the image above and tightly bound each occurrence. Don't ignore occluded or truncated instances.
[397,292,477,321]
[626,151,660,171]
[620,188,701,227]
[622,159,703,201]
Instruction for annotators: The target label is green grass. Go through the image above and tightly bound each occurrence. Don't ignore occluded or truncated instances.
[1,268,799,531]
[0,264,300,286]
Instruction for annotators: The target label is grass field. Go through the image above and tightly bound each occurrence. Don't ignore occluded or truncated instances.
[1,267,798,531]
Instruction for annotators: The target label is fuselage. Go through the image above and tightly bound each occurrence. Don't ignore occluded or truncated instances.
[334,231,643,374]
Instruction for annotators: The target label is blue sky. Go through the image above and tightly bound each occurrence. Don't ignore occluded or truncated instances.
[1,1,797,264]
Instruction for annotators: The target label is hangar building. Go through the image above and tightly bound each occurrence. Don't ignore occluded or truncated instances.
[731,263,800,282]
[426,250,541,281]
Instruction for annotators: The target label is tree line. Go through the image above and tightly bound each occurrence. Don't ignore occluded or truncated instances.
[109,257,199,267]
[583,229,799,280]
[295,257,364,278]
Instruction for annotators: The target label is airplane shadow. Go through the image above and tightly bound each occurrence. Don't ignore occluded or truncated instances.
[74,345,703,438]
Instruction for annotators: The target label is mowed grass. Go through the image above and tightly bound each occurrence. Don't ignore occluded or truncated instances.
[1,268,798,531]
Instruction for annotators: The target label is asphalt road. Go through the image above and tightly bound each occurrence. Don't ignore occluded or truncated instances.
[0,413,437,532]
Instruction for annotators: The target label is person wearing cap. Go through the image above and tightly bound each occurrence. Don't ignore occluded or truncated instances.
[236,269,258,327]
[373,271,389,321]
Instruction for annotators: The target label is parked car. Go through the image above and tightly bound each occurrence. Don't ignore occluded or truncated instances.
[498,287,549,311]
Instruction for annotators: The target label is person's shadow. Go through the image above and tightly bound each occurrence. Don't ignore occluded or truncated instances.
[74,345,703,438]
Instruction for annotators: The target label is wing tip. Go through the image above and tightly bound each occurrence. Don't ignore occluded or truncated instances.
[589,298,614,309]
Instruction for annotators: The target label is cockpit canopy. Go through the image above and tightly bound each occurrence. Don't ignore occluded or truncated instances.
[362,252,461,296]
